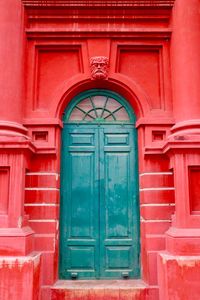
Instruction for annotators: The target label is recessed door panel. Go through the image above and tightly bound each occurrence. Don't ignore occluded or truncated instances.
[70,152,95,238]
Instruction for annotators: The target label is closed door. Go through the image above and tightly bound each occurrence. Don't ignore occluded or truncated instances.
[59,91,140,280]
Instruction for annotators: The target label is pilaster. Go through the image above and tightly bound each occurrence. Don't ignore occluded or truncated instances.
[158,1,200,298]
[0,0,35,256]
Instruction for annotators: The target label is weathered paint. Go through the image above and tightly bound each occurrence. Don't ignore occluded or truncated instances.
[0,0,200,299]
[158,252,200,300]
[0,253,41,300]
[51,280,149,300]
[60,91,140,280]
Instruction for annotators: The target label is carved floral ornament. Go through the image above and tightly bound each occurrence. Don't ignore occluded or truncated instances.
[90,56,109,80]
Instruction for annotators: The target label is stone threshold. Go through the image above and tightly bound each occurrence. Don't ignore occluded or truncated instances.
[52,279,148,289]
[51,280,150,300]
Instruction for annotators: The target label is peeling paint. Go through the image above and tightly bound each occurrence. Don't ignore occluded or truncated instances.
[0,253,41,270]
[18,216,23,228]
[177,258,200,268]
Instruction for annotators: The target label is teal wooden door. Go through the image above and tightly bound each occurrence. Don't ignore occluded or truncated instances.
[60,124,140,279]
[59,90,140,280]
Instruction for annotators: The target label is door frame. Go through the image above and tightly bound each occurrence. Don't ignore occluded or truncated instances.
[59,89,140,279]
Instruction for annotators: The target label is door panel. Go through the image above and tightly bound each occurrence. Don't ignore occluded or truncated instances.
[60,126,99,279]
[104,152,130,238]
[99,126,139,278]
[60,124,140,279]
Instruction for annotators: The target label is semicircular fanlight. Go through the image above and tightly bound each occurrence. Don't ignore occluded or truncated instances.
[69,95,130,122]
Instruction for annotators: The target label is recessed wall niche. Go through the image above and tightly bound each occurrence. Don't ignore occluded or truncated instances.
[0,167,10,215]
[35,46,83,110]
[189,166,200,214]
[116,46,163,110]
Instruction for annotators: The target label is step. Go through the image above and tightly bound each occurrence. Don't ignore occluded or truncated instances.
[51,279,149,300]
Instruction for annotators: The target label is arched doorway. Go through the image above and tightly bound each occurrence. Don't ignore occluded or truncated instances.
[59,89,140,280]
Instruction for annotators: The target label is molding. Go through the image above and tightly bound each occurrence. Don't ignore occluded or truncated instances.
[26,29,172,40]
[22,0,175,8]
[0,226,34,237]
[0,121,28,134]
[139,172,173,176]
[136,117,175,128]
[26,172,59,176]
[140,187,175,191]
[23,118,63,127]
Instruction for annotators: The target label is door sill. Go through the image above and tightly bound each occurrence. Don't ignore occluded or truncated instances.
[52,279,148,289]
[51,280,151,300]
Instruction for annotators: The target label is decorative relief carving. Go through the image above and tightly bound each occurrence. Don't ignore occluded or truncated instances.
[90,56,109,80]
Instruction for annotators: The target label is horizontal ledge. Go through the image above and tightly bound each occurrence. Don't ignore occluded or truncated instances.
[141,219,171,223]
[26,29,172,34]
[24,203,59,207]
[22,0,175,7]
[29,219,58,222]
[0,252,41,262]
[28,16,171,21]
[0,227,34,236]
[52,279,148,290]
[26,172,60,176]
[136,118,175,127]
[140,187,175,191]
[141,203,175,207]
[31,149,57,154]
[159,251,200,260]
[23,118,63,127]
[166,227,200,237]
[140,172,173,176]
[34,234,56,237]
[146,234,165,237]
[25,187,59,191]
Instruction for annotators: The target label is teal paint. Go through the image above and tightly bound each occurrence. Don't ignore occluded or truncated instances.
[59,90,140,280]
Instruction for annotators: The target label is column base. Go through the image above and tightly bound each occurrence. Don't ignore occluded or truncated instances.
[0,252,41,300]
[158,251,200,300]
[166,227,200,255]
[0,226,34,256]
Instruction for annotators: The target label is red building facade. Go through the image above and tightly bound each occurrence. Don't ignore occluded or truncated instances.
[0,0,200,299]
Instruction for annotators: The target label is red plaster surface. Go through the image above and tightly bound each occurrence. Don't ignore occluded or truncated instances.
[51,280,150,300]
[0,254,41,300]
[0,0,200,299]
[158,252,200,300]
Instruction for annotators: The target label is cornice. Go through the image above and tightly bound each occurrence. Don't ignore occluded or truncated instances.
[22,0,175,8]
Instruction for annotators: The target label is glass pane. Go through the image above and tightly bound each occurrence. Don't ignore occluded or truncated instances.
[78,98,92,111]
[69,95,130,122]
[106,98,121,112]
[84,109,96,120]
[92,96,107,108]
[84,115,94,121]
[114,107,130,121]
[106,115,115,121]
[69,107,84,121]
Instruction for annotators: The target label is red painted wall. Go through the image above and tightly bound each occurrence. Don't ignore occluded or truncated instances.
[0,1,200,299]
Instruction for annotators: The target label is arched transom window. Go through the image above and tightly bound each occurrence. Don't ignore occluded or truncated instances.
[64,90,134,123]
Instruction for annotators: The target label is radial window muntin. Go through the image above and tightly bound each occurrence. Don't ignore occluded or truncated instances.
[63,90,135,124]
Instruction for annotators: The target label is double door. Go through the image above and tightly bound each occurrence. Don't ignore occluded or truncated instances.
[59,124,140,279]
